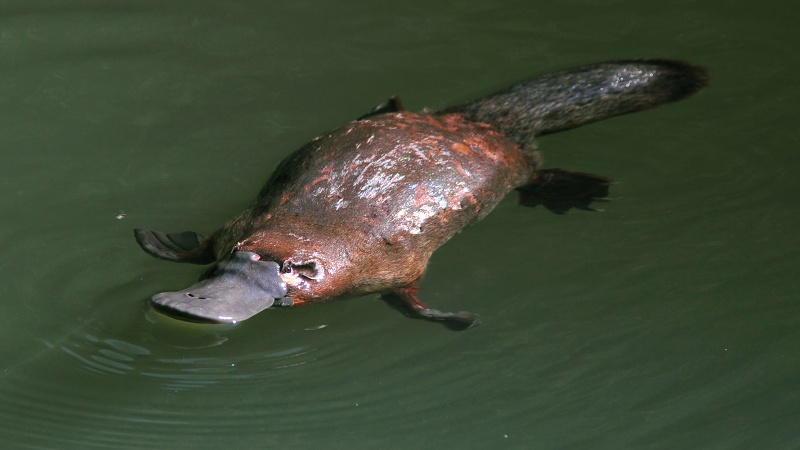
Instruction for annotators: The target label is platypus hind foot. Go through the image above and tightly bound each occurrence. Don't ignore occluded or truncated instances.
[516,168,612,214]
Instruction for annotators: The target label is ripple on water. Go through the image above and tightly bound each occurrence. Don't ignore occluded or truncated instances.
[56,308,324,391]
[60,335,149,375]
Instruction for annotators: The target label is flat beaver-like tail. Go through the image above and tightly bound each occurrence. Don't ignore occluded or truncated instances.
[438,59,709,148]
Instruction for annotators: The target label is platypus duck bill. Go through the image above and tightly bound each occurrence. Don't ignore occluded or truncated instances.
[150,251,290,324]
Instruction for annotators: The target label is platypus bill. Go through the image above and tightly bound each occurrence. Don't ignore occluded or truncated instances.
[135,60,709,330]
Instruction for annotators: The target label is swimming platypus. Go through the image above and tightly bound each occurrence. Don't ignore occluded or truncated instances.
[135,59,708,330]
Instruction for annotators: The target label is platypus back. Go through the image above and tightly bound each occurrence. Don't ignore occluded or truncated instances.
[438,59,709,149]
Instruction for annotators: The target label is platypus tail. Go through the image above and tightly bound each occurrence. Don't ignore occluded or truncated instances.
[438,59,709,149]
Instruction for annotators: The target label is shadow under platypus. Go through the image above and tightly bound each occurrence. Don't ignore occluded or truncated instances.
[135,59,709,330]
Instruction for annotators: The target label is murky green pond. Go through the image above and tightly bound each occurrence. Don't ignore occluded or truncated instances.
[1,1,798,448]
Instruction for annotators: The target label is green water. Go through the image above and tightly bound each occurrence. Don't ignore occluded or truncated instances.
[1,1,798,448]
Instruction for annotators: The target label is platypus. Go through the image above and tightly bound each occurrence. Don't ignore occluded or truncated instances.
[135,59,708,330]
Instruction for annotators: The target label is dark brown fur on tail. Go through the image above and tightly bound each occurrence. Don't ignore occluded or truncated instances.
[439,59,709,149]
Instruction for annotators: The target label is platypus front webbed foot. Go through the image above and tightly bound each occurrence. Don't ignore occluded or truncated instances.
[416,308,481,331]
[382,287,481,331]
[134,229,217,264]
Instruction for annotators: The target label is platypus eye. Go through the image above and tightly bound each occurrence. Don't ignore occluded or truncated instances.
[283,259,324,280]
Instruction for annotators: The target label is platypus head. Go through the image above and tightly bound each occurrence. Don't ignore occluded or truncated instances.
[151,250,291,323]
[134,229,294,323]
[134,226,348,324]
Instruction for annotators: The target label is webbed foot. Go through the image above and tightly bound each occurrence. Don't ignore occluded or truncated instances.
[382,287,481,331]
[134,229,217,264]
[416,308,481,331]
[516,168,612,214]
[358,96,405,120]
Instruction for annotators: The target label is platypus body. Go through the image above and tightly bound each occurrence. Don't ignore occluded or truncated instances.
[136,60,708,330]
